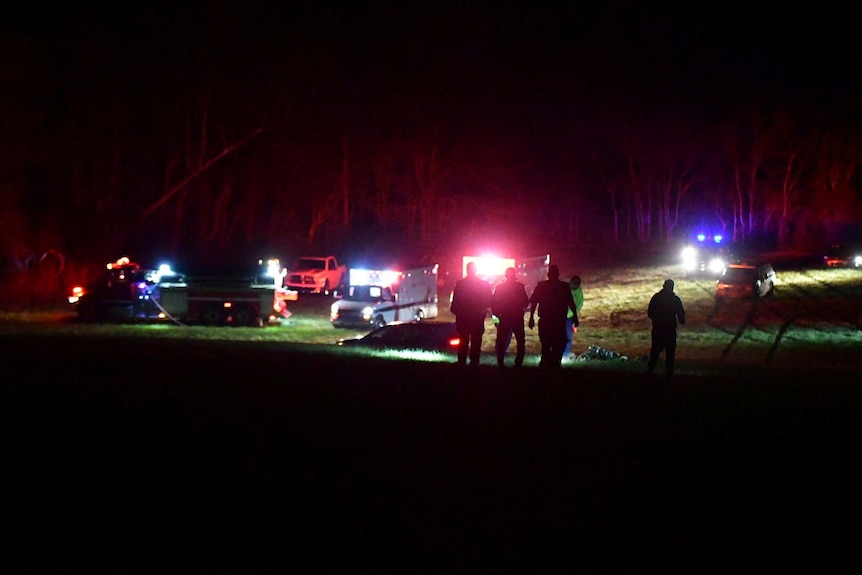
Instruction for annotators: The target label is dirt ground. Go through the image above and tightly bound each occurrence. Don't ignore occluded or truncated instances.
[4,330,861,572]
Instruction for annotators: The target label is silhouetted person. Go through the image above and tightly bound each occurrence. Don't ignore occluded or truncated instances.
[528,264,579,369]
[492,267,529,368]
[450,261,492,366]
[563,274,584,360]
[647,278,686,377]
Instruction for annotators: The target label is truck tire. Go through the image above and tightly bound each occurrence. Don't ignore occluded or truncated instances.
[414,308,425,321]
[230,305,259,327]
[200,304,226,325]
[323,280,331,295]
[373,316,386,329]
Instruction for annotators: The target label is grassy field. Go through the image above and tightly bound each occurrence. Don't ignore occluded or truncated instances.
[4,258,860,376]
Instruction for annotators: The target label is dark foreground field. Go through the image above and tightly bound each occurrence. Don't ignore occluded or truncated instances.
[4,333,862,573]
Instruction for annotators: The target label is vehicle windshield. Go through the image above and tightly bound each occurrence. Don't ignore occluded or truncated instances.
[347,285,387,301]
[296,258,325,270]
[722,267,755,282]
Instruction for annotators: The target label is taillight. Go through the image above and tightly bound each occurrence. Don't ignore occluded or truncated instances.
[68,285,85,304]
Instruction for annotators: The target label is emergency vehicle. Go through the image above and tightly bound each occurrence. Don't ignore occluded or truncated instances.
[68,256,293,326]
[681,233,737,278]
[461,253,550,296]
[330,264,439,329]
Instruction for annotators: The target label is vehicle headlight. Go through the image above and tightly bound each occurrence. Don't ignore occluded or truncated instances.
[708,258,726,274]
[330,302,339,321]
[362,306,374,321]
[681,247,697,270]
[854,255,862,268]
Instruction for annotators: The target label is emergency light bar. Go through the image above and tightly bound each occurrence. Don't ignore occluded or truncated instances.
[348,268,402,287]
[696,233,723,244]
[107,256,133,270]
[148,263,176,283]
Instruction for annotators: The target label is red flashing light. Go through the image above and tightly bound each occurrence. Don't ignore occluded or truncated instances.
[108,256,133,270]
[462,255,516,279]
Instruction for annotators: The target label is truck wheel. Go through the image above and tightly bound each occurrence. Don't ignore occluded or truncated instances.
[415,309,425,321]
[200,304,226,325]
[373,316,386,329]
[230,305,258,327]
[323,280,331,295]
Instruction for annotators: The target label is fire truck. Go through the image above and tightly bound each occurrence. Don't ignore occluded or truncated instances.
[68,256,293,326]
[329,264,439,329]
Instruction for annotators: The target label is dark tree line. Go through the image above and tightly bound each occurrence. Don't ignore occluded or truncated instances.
[4,91,860,279]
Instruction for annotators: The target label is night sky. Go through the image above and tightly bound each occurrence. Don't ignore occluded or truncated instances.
[7,2,855,120]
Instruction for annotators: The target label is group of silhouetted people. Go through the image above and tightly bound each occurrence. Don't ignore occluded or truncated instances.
[450,262,685,376]
[451,262,581,369]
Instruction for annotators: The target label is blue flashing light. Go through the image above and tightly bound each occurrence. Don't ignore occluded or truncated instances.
[695,232,724,244]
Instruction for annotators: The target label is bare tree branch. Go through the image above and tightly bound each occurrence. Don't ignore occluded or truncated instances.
[141,127,265,221]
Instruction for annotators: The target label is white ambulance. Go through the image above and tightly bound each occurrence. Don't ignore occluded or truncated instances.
[330,265,439,329]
